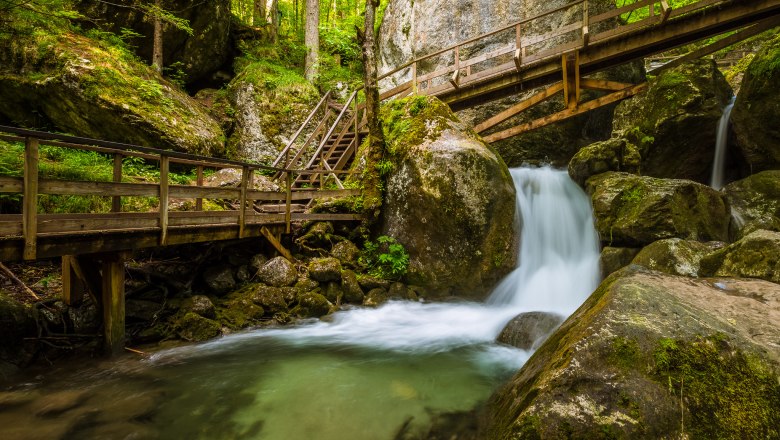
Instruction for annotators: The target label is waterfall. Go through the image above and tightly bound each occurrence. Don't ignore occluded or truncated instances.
[710,96,736,190]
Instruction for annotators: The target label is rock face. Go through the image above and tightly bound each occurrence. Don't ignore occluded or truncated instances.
[378,0,642,166]
[610,59,733,183]
[599,246,640,279]
[0,32,224,156]
[497,312,564,351]
[485,266,780,439]
[74,0,233,86]
[587,172,730,247]
[256,257,298,287]
[731,34,780,172]
[568,138,641,187]
[631,238,724,277]
[380,97,517,297]
[700,229,780,284]
[724,170,780,239]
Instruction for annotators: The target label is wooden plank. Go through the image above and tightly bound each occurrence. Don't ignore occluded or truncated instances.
[260,226,295,261]
[62,255,85,306]
[159,155,169,246]
[483,83,647,143]
[458,45,515,71]
[169,184,241,199]
[522,20,583,48]
[39,180,159,197]
[38,215,159,234]
[474,82,564,133]
[195,166,203,211]
[0,176,23,193]
[101,255,125,356]
[112,153,123,213]
[580,78,634,91]
[659,0,671,24]
[292,213,363,221]
[450,69,460,89]
[239,166,250,238]
[514,49,522,71]
[23,137,38,260]
[0,217,23,236]
[380,81,413,100]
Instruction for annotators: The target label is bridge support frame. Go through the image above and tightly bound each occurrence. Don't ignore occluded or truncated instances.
[101,253,126,356]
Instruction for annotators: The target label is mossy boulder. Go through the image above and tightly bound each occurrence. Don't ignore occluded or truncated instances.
[291,292,331,318]
[497,312,564,351]
[340,270,364,304]
[330,240,360,267]
[611,59,733,182]
[363,288,389,307]
[174,312,221,342]
[568,138,641,187]
[183,295,216,319]
[380,96,517,297]
[0,32,224,156]
[632,238,724,277]
[731,34,780,171]
[485,266,780,439]
[700,229,780,283]
[599,246,641,279]
[256,256,297,287]
[307,257,342,282]
[587,172,730,247]
[228,283,289,315]
[724,170,780,239]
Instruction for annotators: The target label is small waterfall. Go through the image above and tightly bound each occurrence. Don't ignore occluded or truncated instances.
[710,96,736,190]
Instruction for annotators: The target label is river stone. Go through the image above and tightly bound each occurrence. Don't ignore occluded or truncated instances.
[379,97,517,297]
[256,257,297,287]
[599,246,641,279]
[364,288,389,307]
[731,34,780,172]
[724,170,780,239]
[631,238,725,278]
[291,292,331,318]
[324,282,344,304]
[294,276,319,291]
[497,312,564,350]
[308,257,342,282]
[230,284,288,315]
[249,254,269,273]
[184,295,216,319]
[341,270,364,304]
[700,229,780,283]
[612,59,734,183]
[387,282,409,300]
[568,138,642,187]
[357,275,390,290]
[331,240,361,267]
[485,266,780,439]
[0,32,224,156]
[202,264,236,295]
[67,300,99,334]
[175,312,221,342]
[587,172,730,247]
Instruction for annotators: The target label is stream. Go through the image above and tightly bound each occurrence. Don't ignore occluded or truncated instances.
[0,167,600,440]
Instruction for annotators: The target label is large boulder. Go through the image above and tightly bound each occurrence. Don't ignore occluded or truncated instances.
[0,32,224,156]
[587,172,730,247]
[485,266,780,439]
[378,0,643,167]
[74,0,233,86]
[631,238,724,277]
[731,34,780,171]
[724,170,780,239]
[380,96,517,297]
[568,137,642,187]
[256,257,298,287]
[497,312,564,351]
[599,246,640,279]
[611,59,733,183]
[700,229,780,284]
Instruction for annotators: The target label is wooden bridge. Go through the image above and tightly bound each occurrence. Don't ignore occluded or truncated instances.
[0,125,361,353]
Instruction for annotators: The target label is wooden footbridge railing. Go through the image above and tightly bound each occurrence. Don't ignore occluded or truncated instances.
[0,125,362,354]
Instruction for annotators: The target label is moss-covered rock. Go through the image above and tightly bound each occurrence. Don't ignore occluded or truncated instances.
[380,96,517,298]
[700,229,780,283]
[724,170,780,239]
[568,138,641,187]
[256,256,297,287]
[0,32,224,156]
[331,240,360,268]
[340,270,364,304]
[497,312,564,351]
[731,34,780,171]
[363,287,389,307]
[183,295,216,319]
[485,266,780,439]
[229,283,289,315]
[599,246,641,279]
[307,257,342,282]
[632,238,725,277]
[610,59,733,183]
[174,312,221,342]
[291,292,331,318]
[587,172,730,247]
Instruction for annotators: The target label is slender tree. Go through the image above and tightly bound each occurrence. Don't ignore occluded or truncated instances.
[304,0,319,81]
[151,0,164,73]
[253,0,266,25]
[269,0,279,42]
[359,0,383,150]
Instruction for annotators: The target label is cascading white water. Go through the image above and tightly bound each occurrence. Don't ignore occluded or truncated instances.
[152,166,601,362]
[710,96,736,190]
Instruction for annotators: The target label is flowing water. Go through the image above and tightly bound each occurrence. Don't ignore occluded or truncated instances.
[710,96,736,190]
[0,167,601,440]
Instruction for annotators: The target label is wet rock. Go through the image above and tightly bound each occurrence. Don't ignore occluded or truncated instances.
[568,137,641,187]
[235,265,251,282]
[256,256,297,287]
[486,266,780,439]
[357,275,390,291]
[364,288,389,307]
[229,284,287,315]
[387,282,409,300]
[724,170,780,239]
[218,297,265,330]
[175,312,221,342]
[125,300,162,322]
[497,312,564,350]
[700,229,780,283]
[587,172,730,247]
[331,240,361,267]
[632,238,725,277]
[341,270,364,304]
[600,246,641,279]
[324,282,344,304]
[185,295,216,319]
[294,275,319,291]
[202,264,236,295]
[249,254,269,273]
[308,257,342,282]
[291,292,331,318]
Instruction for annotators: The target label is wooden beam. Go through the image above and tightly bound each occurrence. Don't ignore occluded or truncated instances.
[112,153,122,213]
[101,254,126,356]
[195,165,204,211]
[474,83,564,133]
[260,226,295,261]
[450,69,460,89]
[561,51,580,109]
[239,166,251,238]
[582,0,590,47]
[159,155,169,246]
[580,78,635,91]
[285,173,292,234]
[23,137,38,260]
[659,0,672,24]
[62,255,86,306]
[483,83,647,143]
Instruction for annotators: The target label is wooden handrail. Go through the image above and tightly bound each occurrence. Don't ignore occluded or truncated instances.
[272,90,332,168]
[304,90,359,171]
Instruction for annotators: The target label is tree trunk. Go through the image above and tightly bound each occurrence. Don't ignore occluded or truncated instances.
[152,0,163,73]
[253,0,267,26]
[361,0,383,150]
[270,0,280,43]
[304,0,319,82]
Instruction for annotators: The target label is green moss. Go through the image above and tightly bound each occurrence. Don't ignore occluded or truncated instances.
[746,33,780,79]
[653,334,780,439]
[174,312,221,342]
[380,96,458,156]
[609,336,641,369]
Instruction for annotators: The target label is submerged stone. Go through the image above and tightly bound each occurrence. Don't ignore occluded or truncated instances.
[497,312,564,351]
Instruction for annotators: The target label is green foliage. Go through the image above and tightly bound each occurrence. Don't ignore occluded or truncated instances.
[375,159,394,176]
[616,0,698,24]
[360,235,410,279]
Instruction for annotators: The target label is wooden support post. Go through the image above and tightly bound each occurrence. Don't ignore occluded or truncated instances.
[449,46,460,89]
[285,172,292,234]
[412,62,418,93]
[261,226,295,261]
[112,153,123,213]
[62,255,86,306]
[658,0,671,24]
[101,254,126,356]
[582,0,590,47]
[22,137,38,261]
[239,166,251,238]
[159,155,169,246]
[474,83,564,133]
[562,51,580,110]
[195,165,204,211]
[514,49,523,72]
